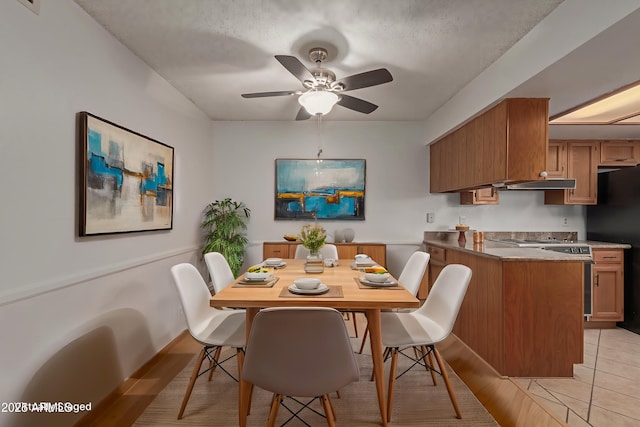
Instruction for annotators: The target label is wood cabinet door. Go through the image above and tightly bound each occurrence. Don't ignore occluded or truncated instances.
[599,140,640,166]
[505,98,548,182]
[460,187,499,205]
[566,141,598,205]
[487,101,508,183]
[591,249,624,321]
[357,245,386,266]
[592,264,624,321]
[263,243,292,259]
[547,140,567,178]
[336,244,357,260]
[429,140,443,192]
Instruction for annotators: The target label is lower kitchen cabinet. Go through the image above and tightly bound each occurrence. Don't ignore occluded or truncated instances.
[590,248,624,322]
[424,245,446,299]
[263,242,386,266]
[425,243,584,377]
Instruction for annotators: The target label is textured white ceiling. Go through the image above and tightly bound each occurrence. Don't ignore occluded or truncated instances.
[74,0,564,121]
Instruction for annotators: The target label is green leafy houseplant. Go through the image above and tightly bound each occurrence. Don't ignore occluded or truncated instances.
[202,198,251,277]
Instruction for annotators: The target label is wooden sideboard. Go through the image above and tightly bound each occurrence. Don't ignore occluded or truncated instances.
[263,241,386,267]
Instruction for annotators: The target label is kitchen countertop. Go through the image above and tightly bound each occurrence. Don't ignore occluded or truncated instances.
[423,232,630,262]
[583,240,631,249]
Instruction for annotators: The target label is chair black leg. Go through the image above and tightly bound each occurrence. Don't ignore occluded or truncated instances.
[358,325,369,354]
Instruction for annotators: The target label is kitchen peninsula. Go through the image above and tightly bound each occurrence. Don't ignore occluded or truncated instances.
[424,232,590,377]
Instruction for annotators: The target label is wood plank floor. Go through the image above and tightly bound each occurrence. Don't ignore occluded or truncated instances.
[78,320,565,426]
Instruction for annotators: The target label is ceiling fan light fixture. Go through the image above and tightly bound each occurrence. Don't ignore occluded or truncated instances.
[298,90,339,115]
[550,79,640,124]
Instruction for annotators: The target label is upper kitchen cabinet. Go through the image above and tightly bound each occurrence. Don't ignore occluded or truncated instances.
[545,140,599,205]
[546,140,567,178]
[459,187,500,205]
[599,140,640,166]
[430,98,549,193]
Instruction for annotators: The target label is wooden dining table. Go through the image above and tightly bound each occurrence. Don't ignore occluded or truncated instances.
[210,258,420,427]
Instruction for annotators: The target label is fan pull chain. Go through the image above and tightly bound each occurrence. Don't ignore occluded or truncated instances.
[316,115,323,159]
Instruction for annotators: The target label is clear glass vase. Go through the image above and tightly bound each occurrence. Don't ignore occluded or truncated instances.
[304,251,324,273]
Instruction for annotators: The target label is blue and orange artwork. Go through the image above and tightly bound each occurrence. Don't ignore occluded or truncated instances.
[275,159,365,220]
[83,114,173,234]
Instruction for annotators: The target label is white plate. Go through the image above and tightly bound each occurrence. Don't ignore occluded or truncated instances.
[360,278,397,287]
[244,274,272,281]
[262,261,287,268]
[288,283,329,295]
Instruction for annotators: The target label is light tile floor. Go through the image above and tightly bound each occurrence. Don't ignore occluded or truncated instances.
[514,327,640,426]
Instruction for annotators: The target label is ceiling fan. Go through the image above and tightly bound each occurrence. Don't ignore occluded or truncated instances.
[241,47,393,120]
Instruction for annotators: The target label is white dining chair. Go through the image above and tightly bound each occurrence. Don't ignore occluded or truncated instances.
[242,307,359,427]
[381,264,472,421]
[358,251,430,353]
[170,263,246,419]
[294,243,339,260]
[204,251,235,294]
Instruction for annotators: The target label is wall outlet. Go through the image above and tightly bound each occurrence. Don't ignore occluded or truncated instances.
[426,212,435,223]
[563,217,569,226]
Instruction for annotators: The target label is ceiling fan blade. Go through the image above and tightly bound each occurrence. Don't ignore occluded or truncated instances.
[334,68,393,91]
[275,55,316,85]
[241,90,299,98]
[295,107,312,121]
[337,94,378,114]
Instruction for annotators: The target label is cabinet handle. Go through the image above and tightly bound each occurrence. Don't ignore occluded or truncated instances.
[603,256,617,259]
[595,274,599,287]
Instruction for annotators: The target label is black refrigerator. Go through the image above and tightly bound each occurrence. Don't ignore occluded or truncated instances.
[587,165,640,334]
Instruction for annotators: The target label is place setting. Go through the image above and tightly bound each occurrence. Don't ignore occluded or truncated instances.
[356,268,403,289]
[233,265,279,287]
[279,277,343,298]
[261,257,287,268]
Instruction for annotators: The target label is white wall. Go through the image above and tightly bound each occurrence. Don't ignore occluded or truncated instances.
[0,1,590,423]
[0,2,212,423]
[210,121,584,276]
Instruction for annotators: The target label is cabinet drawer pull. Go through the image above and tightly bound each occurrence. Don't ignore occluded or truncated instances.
[595,274,599,287]
[614,158,629,162]
[603,256,617,259]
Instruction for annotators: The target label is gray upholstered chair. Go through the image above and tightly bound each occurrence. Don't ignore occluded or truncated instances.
[242,307,359,426]
[170,263,246,419]
[381,263,472,421]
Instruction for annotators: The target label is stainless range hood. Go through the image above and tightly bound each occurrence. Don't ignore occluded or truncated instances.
[494,179,577,190]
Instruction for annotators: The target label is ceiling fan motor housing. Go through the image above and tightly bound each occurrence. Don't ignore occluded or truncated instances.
[241,46,392,119]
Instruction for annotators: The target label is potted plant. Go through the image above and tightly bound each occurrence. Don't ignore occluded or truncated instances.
[298,224,327,273]
[298,223,327,255]
[202,198,251,277]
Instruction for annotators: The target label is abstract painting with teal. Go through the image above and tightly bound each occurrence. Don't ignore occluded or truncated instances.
[275,159,365,220]
[88,129,170,207]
